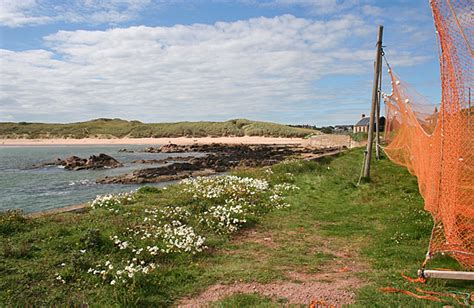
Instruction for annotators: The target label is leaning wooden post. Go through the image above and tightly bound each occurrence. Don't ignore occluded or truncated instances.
[363,25,383,178]
[375,53,383,160]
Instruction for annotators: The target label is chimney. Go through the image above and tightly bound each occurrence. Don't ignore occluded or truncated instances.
[361,113,366,119]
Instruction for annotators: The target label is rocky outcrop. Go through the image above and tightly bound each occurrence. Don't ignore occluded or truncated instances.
[98,163,214,184]
[98,144,346,184]
[131,156,195,164]
[144,143,274,154]
[62,156,88,170]
[73,154,123,170]
[33,153,123,170]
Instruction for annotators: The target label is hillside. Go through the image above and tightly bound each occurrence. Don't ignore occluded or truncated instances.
[0,118,318,139]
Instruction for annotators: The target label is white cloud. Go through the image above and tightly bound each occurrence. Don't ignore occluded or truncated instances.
[0,0,51,27]
[0,0,150,27]
[0,14,430,124]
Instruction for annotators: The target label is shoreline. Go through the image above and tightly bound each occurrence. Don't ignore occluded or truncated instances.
[26,148,345,218]
[0,136,305,147]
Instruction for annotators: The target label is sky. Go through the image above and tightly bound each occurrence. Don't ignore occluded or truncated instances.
[0,0,442,126]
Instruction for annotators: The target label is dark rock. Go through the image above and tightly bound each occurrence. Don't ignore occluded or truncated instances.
[62,156,87,170]
[143,146,161,153]
[33,153,124,170]
[158,144,188,153]
[131,156,195,164]
[98,162,212,184]
[144,143,234,154]
[73,153,123,170]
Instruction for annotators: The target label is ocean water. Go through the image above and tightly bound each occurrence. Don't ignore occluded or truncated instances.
[0,145,199,213]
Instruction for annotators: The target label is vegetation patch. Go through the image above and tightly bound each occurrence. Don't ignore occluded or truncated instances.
[1,149,472,306]
[0,118,318,139]
[349,131,368,142]
[0,170,298,306]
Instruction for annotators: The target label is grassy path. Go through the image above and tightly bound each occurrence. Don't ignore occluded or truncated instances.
[184,149,473,306]
[1,149,472,306]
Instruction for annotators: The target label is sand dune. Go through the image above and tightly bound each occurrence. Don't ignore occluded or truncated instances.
[0,136,305,146]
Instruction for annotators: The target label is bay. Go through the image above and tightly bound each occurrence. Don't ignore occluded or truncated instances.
[0,145,197,213]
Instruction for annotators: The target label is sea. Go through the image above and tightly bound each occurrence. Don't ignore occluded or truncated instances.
[0,145,199,213]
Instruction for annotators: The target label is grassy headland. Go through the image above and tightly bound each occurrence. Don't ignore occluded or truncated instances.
[0,118,317,139]
[0,149,471,306]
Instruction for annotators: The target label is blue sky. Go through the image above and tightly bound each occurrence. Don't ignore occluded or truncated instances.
[0,0,441,125]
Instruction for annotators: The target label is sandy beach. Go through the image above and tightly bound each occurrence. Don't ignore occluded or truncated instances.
[0,136,306,146]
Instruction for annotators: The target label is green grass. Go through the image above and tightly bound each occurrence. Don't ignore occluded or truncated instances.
[0,118,317,139]
[349,132,368,142]
[0,149,472,306]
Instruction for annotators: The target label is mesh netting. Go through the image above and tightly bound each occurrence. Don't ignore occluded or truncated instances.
[383,0,473,269]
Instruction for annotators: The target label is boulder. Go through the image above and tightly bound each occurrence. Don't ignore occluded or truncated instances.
[82,154,123,170]
[63,156,87,170]
[61,154,123,170]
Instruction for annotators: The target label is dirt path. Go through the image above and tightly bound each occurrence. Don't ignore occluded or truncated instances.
[177,229,368,306]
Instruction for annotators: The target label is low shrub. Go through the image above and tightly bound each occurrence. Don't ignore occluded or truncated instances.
[0,210,28,235]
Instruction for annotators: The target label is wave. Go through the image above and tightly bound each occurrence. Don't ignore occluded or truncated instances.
[68,179,95,186]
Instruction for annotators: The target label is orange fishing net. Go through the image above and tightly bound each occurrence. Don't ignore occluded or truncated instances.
[383,0,473,269]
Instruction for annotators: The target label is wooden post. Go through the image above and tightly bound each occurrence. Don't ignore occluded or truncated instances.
[375,54,383,160]
[363,25,383,179]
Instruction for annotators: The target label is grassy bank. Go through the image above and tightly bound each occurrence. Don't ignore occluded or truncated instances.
[1,149,472,306]
[0,118,317,139]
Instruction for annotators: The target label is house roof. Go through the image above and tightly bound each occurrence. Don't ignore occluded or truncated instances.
[354,116,386,126]
[355,117,370,126]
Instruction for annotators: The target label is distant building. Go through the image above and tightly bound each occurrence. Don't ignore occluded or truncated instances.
[353,114,385,133]
[334,125,353,133]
